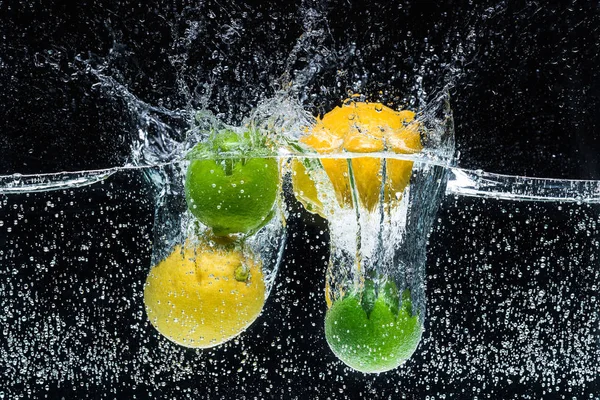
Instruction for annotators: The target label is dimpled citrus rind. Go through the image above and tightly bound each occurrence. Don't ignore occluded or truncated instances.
[185,157,279,236]
[294,102,423,213]
[291,159,326,218]
[144,242,266,348]
[324,295,422,373]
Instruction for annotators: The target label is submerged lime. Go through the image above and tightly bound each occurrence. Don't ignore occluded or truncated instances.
[185,129,279,236]
[324,282,422,373]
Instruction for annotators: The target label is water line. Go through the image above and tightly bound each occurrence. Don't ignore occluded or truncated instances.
[3,161,600,204]
[445,167,600,204]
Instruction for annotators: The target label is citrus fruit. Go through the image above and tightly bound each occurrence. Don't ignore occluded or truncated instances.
[143,238,266,348]
[324,281,422,373]
[185,129,279,236]
[291,158,326,218]
[292,101,422,214]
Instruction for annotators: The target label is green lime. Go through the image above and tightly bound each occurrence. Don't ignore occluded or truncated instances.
[185,129,279,236]
[324,281,422,373]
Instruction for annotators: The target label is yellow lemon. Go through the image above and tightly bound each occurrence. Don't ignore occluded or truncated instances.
[143,239,266,348]
[293,101,422,214]
[291,159,326,218]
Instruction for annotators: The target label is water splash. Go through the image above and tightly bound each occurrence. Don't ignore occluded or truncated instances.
[0,168,118,194]
[1,0,599,395]
[6,156,600,206]
[447,168,600,203]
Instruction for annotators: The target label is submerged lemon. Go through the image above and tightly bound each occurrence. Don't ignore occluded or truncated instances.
[324,281,422,373]
[185,129,279,236]
[143,239,266,348]
[292,101,422,214]
[291,159,326,218]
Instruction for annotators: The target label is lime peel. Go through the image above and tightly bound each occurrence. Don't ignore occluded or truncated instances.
[325,282,422,373]
[185,128,279,236]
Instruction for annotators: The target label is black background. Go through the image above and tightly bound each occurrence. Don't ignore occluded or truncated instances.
[2,0,600,178]
[1,0,600,398]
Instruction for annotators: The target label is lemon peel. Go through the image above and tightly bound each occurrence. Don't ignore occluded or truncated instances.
[293,101,422,214]
[144,239,266,348]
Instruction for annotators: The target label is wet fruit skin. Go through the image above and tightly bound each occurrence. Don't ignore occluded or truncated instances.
[143,240,265,348]
[291,158,326,218]
[324,286,422,374]
[292,101,423,215]
[185,130,279,236]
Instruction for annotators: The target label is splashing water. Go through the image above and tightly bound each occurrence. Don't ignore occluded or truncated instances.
[0,52,598,389]
[1,0,599,397]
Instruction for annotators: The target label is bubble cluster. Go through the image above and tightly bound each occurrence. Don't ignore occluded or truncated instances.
[1,0,599,397]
